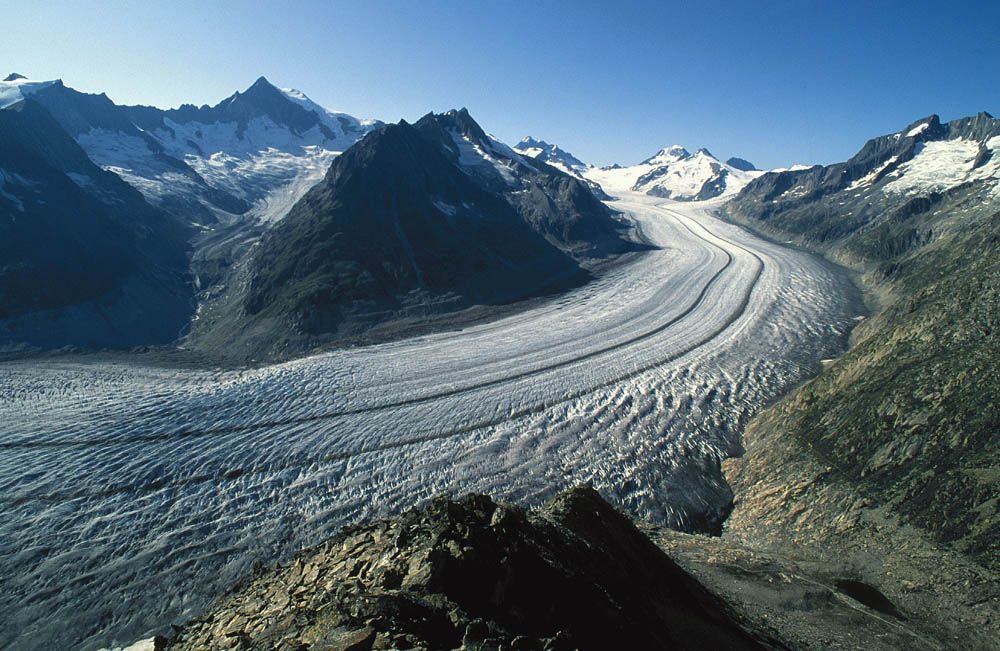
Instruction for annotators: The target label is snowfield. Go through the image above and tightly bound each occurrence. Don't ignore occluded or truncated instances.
[0,193,861,650]
[584,148,762,201]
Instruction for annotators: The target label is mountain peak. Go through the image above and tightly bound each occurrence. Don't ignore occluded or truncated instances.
[250,75,275,89]
[513,136,588,171]
[428,107,490,143]
[726,156,758,172]
[4,72,27,82]
[642,145,690,165]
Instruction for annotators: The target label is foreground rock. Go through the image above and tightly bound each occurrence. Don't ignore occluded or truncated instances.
[166,487,768,650]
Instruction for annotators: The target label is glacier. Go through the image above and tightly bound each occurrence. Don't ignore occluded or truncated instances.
[0,192,862,650]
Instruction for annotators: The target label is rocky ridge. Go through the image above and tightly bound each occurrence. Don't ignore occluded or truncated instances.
[164,487,768,651]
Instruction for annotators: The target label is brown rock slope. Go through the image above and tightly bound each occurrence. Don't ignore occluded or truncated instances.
[166,487,770,650]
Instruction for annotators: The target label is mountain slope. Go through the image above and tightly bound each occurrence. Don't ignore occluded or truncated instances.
[3,74,381,225]
[514,136,588,172]
[514,135,612,200]
[0,99,192,349]
[414,110,630,256]
[724,112,1000,574]
[121,76,382,210]
[188,119,592,359]
[585,145,761,200]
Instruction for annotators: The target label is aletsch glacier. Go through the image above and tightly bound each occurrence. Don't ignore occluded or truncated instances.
[0,75,862,650]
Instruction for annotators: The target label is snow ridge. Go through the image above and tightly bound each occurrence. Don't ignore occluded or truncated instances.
[584,146,762,201]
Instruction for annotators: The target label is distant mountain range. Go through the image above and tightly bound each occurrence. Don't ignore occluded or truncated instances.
[512,137,762,202]
[584,145,763,201]
[514,136,589,173]
[4,70,999,368]
[2,74,381,225]
[0,74,635,360]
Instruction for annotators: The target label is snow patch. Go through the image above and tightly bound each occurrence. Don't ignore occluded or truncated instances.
[451,130,520,186]
[585,147,761,200]
[847,155,899,190]
[0,76,58,109]
[906,122,930,138]
[770,164,813,173]
[433,200,457,216]
[884,139,982,195]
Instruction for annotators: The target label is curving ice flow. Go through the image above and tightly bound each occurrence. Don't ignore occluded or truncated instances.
[0,193,862,650]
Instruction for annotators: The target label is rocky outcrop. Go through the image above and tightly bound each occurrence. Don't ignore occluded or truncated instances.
[166,487,767,650]
[725,157,758,172]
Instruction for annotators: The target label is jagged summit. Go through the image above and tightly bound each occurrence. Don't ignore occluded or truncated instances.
[586,143,763,200]
[3,72,26,82]
[726,156,758,172]
[514,136,589,172]
[431,106,493,145]
[643,144,691,164]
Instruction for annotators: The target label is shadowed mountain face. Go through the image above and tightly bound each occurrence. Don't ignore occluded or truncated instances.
[12,75,382,225]
[725,156,758,172]
[413,109,631,257]
[166,487,767,650]
[186,110,640,360]
[0,100,192,348]
[241,120,586,338]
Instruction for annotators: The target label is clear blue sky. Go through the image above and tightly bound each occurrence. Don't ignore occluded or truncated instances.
[3,0,998,169]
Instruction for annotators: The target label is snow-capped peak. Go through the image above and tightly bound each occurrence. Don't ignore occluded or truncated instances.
[0,74,60,109]
[584,143,763,201]
[279,85,381,131]
[513,136,589,172]
[642,144,691,165]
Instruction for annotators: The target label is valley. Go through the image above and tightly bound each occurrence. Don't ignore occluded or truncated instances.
[0,193,860,650]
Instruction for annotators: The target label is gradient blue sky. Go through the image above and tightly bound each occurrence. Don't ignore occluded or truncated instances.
[3,0,998,169]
